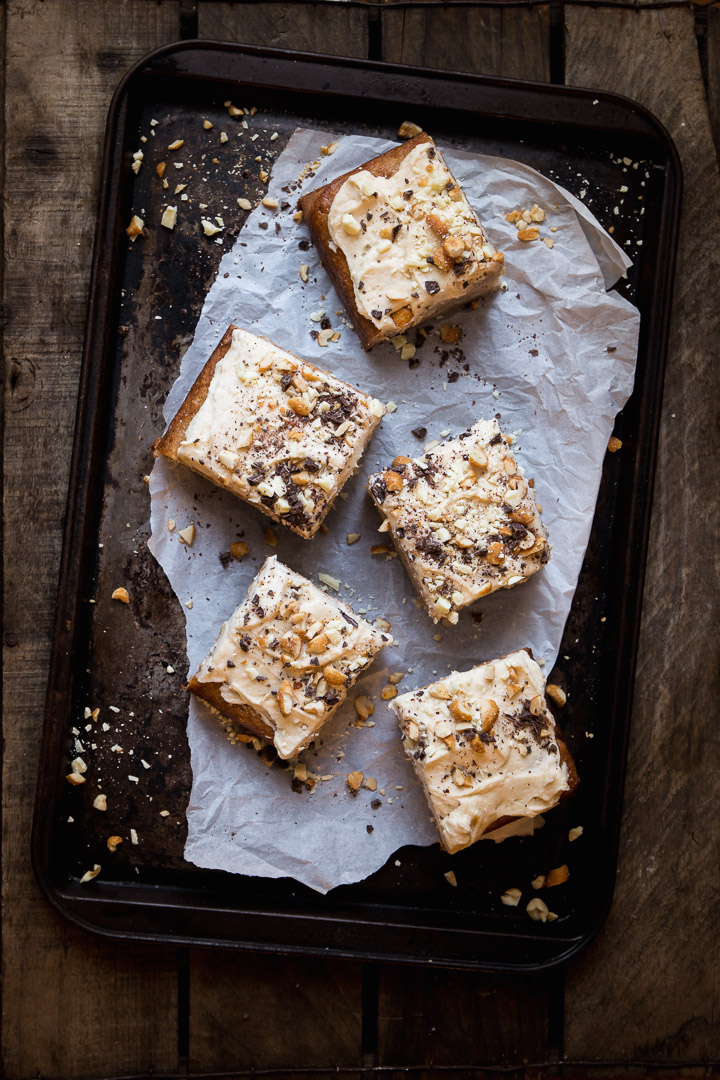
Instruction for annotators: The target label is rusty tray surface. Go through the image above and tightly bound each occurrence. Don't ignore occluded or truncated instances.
[32,41,681,970]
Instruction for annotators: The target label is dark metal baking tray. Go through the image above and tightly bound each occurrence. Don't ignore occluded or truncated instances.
[32,41,681,971]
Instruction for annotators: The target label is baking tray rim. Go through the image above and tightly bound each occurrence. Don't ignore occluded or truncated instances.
[31,38,683,971]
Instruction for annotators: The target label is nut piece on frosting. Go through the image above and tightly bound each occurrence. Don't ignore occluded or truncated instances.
[390,649,578,854]
[367,419,549,625]
[188,556,393,760]
[154,326,385,539]
[298,133,504,349]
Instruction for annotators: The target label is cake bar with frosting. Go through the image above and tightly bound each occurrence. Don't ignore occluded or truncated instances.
[154,326,385,538]
[188,556,393,760]
[299,133,504,349]
[390,649,578,854]
[367,419,549,625]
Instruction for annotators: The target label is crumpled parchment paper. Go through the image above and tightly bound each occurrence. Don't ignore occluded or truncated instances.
[148,128,639,893]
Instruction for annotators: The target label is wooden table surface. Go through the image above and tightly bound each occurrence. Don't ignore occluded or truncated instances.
[3,1,719,1076]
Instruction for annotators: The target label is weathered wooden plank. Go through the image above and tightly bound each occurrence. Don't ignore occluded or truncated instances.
[2,2,182,1078]
[188,950,364,1072]
[706,7,720,164]
[563,8,720,1063]
[377,967,555,1069]
[381,1,550,82]
[198,0,369,57]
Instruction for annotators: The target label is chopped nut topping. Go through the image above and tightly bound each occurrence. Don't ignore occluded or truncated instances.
[501,887,522,906]
[347,770,364,792]
[526,897,550,922]
[111,587,130,603]
[93,794,107,811]
[531,874,547,889]
[323,664,347,687]
[178,524,196,546]
[80,864,101,884]
[107,836,123,852]
[168,139,184,150]
[237,198,252,211]
[398,120,423,139]
[568,826,584,842]
[156,162,166,177]
[354,695,374,721]
[203,120,213,130]
[608,435,623,453]
[546,683,566,707]
[126,215,144,241]
[546,864,570,887]
[66,771,86,786]
[444,870,458,887]
[161,205,177,230]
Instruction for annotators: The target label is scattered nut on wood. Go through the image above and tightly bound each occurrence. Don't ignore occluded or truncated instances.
[444,870,458,887]
[346,532,361,545]
[531,874,547,890]
[568,826,584,842]
[608,435,623,453]
[79,864,102,884]
[167,139,184,150]
[203,120,213,130]
[347,770,364,792]
[237,197,252,211]
[126,215,144,241]
[156,162,166,177]
[107,836,123,853]
[66,771,86,786]
[229,541,249,560]
[111,587,130,604]
[201,219,223,237]
[92,794,108,812]
[546,683,566,707]
[398,120,422,139]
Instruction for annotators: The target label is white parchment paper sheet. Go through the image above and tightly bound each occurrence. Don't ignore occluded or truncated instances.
[147,128,640,893]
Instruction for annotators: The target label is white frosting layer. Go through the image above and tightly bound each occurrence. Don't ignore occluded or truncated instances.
[368,419,548,624]
[390,650,571,854]
[176,328,385,537]
[193,556,392,759]
[327,139,503,339]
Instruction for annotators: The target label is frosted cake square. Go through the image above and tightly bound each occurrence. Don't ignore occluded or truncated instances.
[368,419,549,624]
[154,326,385,538]
[299,133,504,349]
[188,556,393,760]
[390,649,578,854]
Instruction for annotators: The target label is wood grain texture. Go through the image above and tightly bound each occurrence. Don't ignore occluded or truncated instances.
[563,8,720,1063]
[377,967,556,1069]
[2,2,181,1078]
[198,0,369,56]
[188,951,364,1071]
[381,2,550,82]
[706,6,720,166]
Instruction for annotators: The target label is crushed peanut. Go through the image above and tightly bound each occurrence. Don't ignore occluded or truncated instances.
[111,587,130,603]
